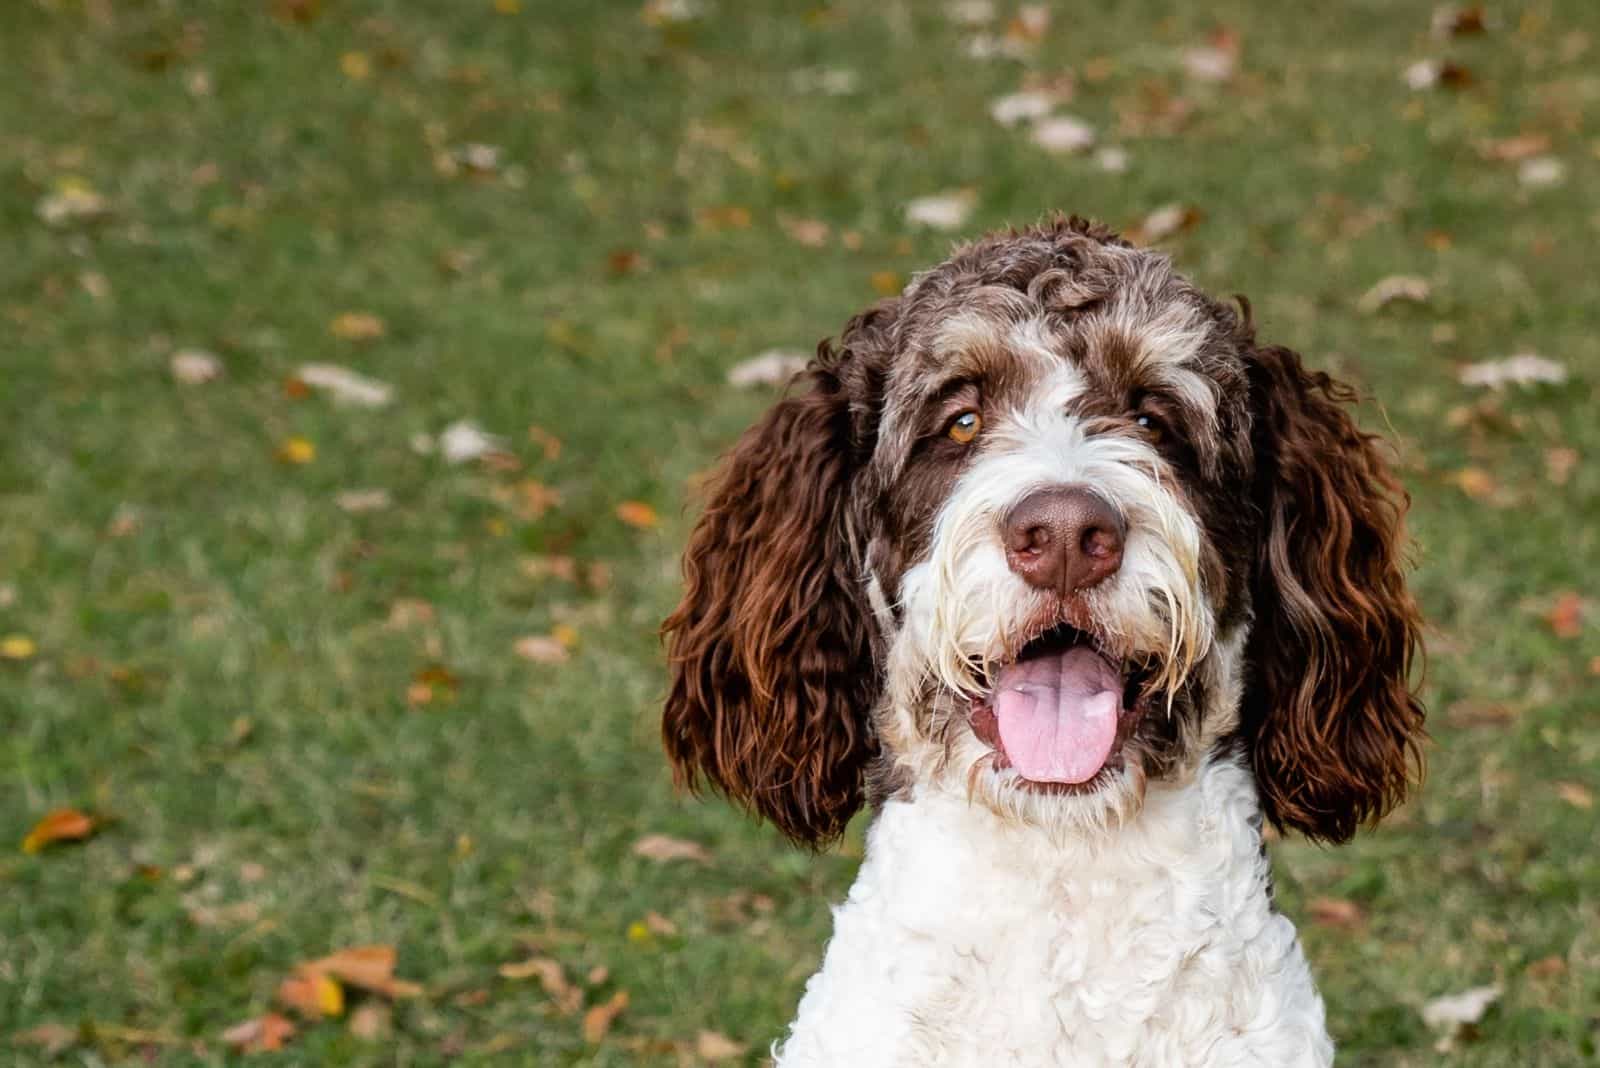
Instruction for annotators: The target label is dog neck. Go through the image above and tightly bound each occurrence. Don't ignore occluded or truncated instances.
[776,754,1334,1067]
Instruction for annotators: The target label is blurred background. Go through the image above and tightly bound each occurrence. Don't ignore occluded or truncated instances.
[2,0,1596,1064]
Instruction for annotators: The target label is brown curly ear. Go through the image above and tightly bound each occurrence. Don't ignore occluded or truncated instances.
[661,329,887,847]
[1242,344,1425,844]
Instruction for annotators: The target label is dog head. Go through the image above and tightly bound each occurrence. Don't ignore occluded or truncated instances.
[663,218,1424,846]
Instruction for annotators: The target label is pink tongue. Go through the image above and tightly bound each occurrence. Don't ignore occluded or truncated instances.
[992,646,1124,784]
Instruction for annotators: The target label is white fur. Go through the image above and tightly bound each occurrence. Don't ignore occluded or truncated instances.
[776,755,1332,1067]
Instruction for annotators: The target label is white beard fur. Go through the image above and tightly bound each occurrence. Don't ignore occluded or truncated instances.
[774,754,1333,1067]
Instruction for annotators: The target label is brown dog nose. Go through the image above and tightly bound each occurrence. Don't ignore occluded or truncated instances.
[1003,486,1125,594]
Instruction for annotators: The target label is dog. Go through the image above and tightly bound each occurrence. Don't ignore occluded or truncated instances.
[662,217,1424,1066]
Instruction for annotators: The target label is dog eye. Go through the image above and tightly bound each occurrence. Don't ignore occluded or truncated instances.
[1134,411,1165,442]
[947,410,982,444]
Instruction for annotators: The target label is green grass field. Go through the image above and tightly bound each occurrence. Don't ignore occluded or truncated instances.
[2,1,1597,1064]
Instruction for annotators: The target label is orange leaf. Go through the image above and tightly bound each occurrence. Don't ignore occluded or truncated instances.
[22,808,95,854]
[311,944,423,998]
[498,956,581,1014]
[1545,592,1583,638]
[632,834,710,863]
[1306,897,1365,929]
[1555,782,1593,810]
[222,1013,297,1052]
[329,311,387,341]
[615,501,659,529]
[697,1030,749,1060]
[582,990,629,1044]
[1449,466,1496,501]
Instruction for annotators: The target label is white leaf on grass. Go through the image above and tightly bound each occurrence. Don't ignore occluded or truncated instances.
[1404,59,1442,90]
[1030,115,1096,154]
[299,363,394,408]
[1421,983,1501,1033]
[727,349,809,388]
[171,349,223,385]
[1183,45,1236,83]
[1458,354,1568,389]
[1134,203,1197,243]
[439,420,504,464]
[335,489,393,513]
[905,190,975,230]
[989,90,1058,127]
[945,0,994,25]
[1517,156,1565,189]
[1095,146,1130,173]
[1357,275,1431,313]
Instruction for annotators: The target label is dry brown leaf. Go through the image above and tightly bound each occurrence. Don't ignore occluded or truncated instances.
[1555,782,1594,810]
[644,910,678,936]
[222,1013,297,1052]
[779,215,831,247]
[1525,955,1567,979]
[10,1022,76,1055]
[329,311,387,341]
[277,968,345,1018]
[696,1030,749,1060]
[1433,5,1487,37]
[21,808,96,854]
[528,425,563,460]
[312,944,423,998]
[1545,592,1584,638]
[1477,133,1551,162]
[386,598,436,629]
[499,956,582,1014]
[1449,467,1497,501]
[1545,447,1579,485]
[587,965,610,985]
[616,501,659,528]
[1306,897,1365,929]
[632,834,710,863]
[514,635,570,664]
[582,990,629,1044]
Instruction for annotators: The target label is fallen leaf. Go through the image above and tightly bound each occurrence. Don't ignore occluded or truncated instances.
[1404,59,1472,90]
[632,834,710,863]
[582,990,629,1044]
[439,420,503,464]
[1030,115,1096,154]
[778,215,831,248]
[696,1030,748,1060]
[1432,5,1488,37]
[1555,782,1593,809]
[312,945,423,998]
[499,956,582,1014]
[1306,897,1365,929]
[528,425,563,460]
[277,437,316,465]
[1476,133,1551,162]
[329,312,387,341]
[616,501,659,529]
[1009,4,1050,40]
[221,1013,297,1052]
[1545,592,1584,638]
[10,1022,76,1055]
[1095,146,1130,173]
[989,89,1058,126]
[1182,31,1239,83]
[514,636,569,664]
[1357,275,1431,313]
[727,349,809,388]
[336,488,393,513]
[1525,955,1567,979]
[170,349,223,384]
[1518,156,1566,189]
[644,910,677,936]
[347,1002,391,1041]
[587,965,609,985]
[1459,353,1568,389]
[1421,984,1501,1033]
[1449,467,1497,501]
[21,808,95,853]
[1130,204,1200,244]
[607,249,645,276]
[1545,447,1578,485]
[904,190,975,230]
[1,634,37,660]
[36,178,109,226]
[298,364,394,408]
[340,51,371,80]
[277,968,344,1018]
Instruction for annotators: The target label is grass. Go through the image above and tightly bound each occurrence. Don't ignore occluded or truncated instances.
[1,0,1596,1064]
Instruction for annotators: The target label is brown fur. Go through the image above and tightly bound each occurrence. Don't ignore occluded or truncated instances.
[1241,343,1426,843]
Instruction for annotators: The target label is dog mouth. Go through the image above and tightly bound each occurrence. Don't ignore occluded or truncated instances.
[970,623,1150,789]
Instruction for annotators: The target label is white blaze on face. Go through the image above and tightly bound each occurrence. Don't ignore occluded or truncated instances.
[892,359,1214,711]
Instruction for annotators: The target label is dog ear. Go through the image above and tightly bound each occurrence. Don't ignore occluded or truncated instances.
[661,307,892,847]
[1241,344,1425,844]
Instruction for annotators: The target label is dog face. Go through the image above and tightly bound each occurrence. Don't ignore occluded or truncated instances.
[663,218,1423,846]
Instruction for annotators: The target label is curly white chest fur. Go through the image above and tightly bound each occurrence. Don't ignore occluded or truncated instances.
[776,757,1332,1067]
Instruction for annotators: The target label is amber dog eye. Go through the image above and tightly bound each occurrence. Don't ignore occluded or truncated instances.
[1135,410,1165,443]
[947,410,982,444]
